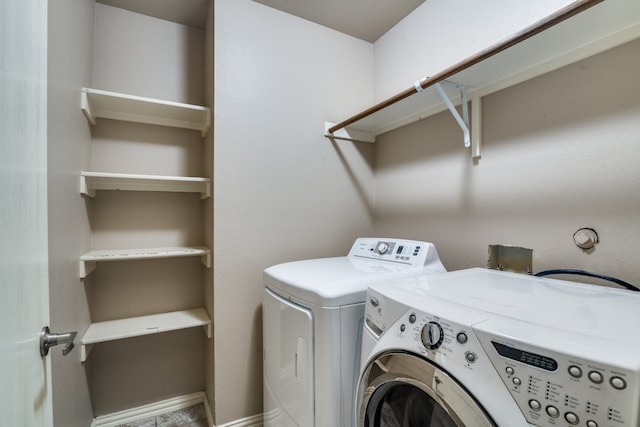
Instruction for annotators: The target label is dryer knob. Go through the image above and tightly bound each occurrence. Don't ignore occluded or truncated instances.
[376,242,390,254]
[421,321,444,350]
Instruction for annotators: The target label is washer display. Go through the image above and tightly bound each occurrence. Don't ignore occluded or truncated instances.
[357,268,640,427]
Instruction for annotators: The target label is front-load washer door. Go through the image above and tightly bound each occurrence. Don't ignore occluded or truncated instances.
[358,352,496,427]
[263,288,314,426]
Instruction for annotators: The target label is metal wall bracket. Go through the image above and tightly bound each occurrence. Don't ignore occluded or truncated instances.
[434,81,470,148]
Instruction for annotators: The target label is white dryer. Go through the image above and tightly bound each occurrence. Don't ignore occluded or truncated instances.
[357,268,640,427]
[263,238,446,427]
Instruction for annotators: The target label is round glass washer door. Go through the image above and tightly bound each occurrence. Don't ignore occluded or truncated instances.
[358,352,496,427]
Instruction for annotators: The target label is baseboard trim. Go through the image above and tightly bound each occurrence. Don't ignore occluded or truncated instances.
[216,413,264,427]
[91,391,211,427]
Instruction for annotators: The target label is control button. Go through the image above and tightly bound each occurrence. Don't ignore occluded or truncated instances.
[369,297,379,307]
[610,376,627,390]
[465,352,477,364]
[512,377,521,386]
[421,321,444,350]
[400,324,406,332]
[586,420,598,427]
[588,371,604,384]
[505,367,515,376]
[409,314,416,324]
[546,406,560,418]
[568,365,582,378]
[564,412,579,425]
[528,399,541,411]
[376,242,390,254]
[456,332,468,344]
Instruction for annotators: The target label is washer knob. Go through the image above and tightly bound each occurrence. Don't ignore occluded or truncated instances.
[376,242,390,254]
[421,321,444,349]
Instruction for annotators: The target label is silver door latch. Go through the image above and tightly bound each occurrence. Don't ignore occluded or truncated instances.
[40,326,77,356]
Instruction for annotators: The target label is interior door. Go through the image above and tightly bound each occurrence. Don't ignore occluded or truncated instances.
[0,0,52,426]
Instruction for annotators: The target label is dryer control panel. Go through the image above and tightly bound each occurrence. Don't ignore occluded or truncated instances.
[348,238,443,269]
[474,326,640,427]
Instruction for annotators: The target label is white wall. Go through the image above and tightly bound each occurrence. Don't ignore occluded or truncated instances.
[373,0,574,99]
[213,0,375,423]
[47,1,95,426]
[374,38,640,285]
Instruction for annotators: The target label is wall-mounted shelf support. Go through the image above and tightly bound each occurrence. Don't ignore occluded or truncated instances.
[471,95,482,159]
[433,80,470,148]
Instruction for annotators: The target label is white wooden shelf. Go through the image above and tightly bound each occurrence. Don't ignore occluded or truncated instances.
[80,246,211,278]
[80,307,211,362]
[81,88,211,137]
[80,171,211,199]
[325,0,640,157]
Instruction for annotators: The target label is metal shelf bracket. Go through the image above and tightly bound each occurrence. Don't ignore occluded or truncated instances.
[433,80,470,148]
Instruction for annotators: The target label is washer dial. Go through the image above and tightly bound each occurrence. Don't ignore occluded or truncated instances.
[421,321,445,349]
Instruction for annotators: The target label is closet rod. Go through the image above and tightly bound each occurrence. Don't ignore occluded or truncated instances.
[327,0,602,135]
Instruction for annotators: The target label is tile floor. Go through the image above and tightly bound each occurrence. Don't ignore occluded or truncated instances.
[115,403,208,427]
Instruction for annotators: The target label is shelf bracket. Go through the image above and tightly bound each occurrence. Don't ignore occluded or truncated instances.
[80,343,93,363]
[80,260,96,279]
[201,182,211,200]
[433,81,470,148]
[471,95,482,159]
[201,251,211,268]
[79,175,95,198]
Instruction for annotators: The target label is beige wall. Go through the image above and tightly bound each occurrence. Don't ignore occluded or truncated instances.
[213,0,375,423]
[374,38,640,285]
[47,1,95,426]
[92,3,205,105]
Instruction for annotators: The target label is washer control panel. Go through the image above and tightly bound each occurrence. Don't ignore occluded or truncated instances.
[348,238,435,268]
[474,329,639,427]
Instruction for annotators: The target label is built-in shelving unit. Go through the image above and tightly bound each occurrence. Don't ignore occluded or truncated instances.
[80,83,212,365]
[80,308,211,362]
[80,246,211,278]
[80,171,211,199]
[81,88,211,137]
[325,0,640,159]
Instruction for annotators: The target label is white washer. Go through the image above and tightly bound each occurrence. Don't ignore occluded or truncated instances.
[263,238,446,427]
[357,268,640,427]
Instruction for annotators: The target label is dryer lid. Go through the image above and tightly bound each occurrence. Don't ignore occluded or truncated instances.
[264,258,445,307]
[263,238,446,307]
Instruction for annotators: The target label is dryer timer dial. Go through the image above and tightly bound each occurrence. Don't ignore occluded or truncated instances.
[376,242,390,254]
[421,321,445,350]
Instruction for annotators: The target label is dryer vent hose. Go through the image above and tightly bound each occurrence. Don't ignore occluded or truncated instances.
[535,269,639,292]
